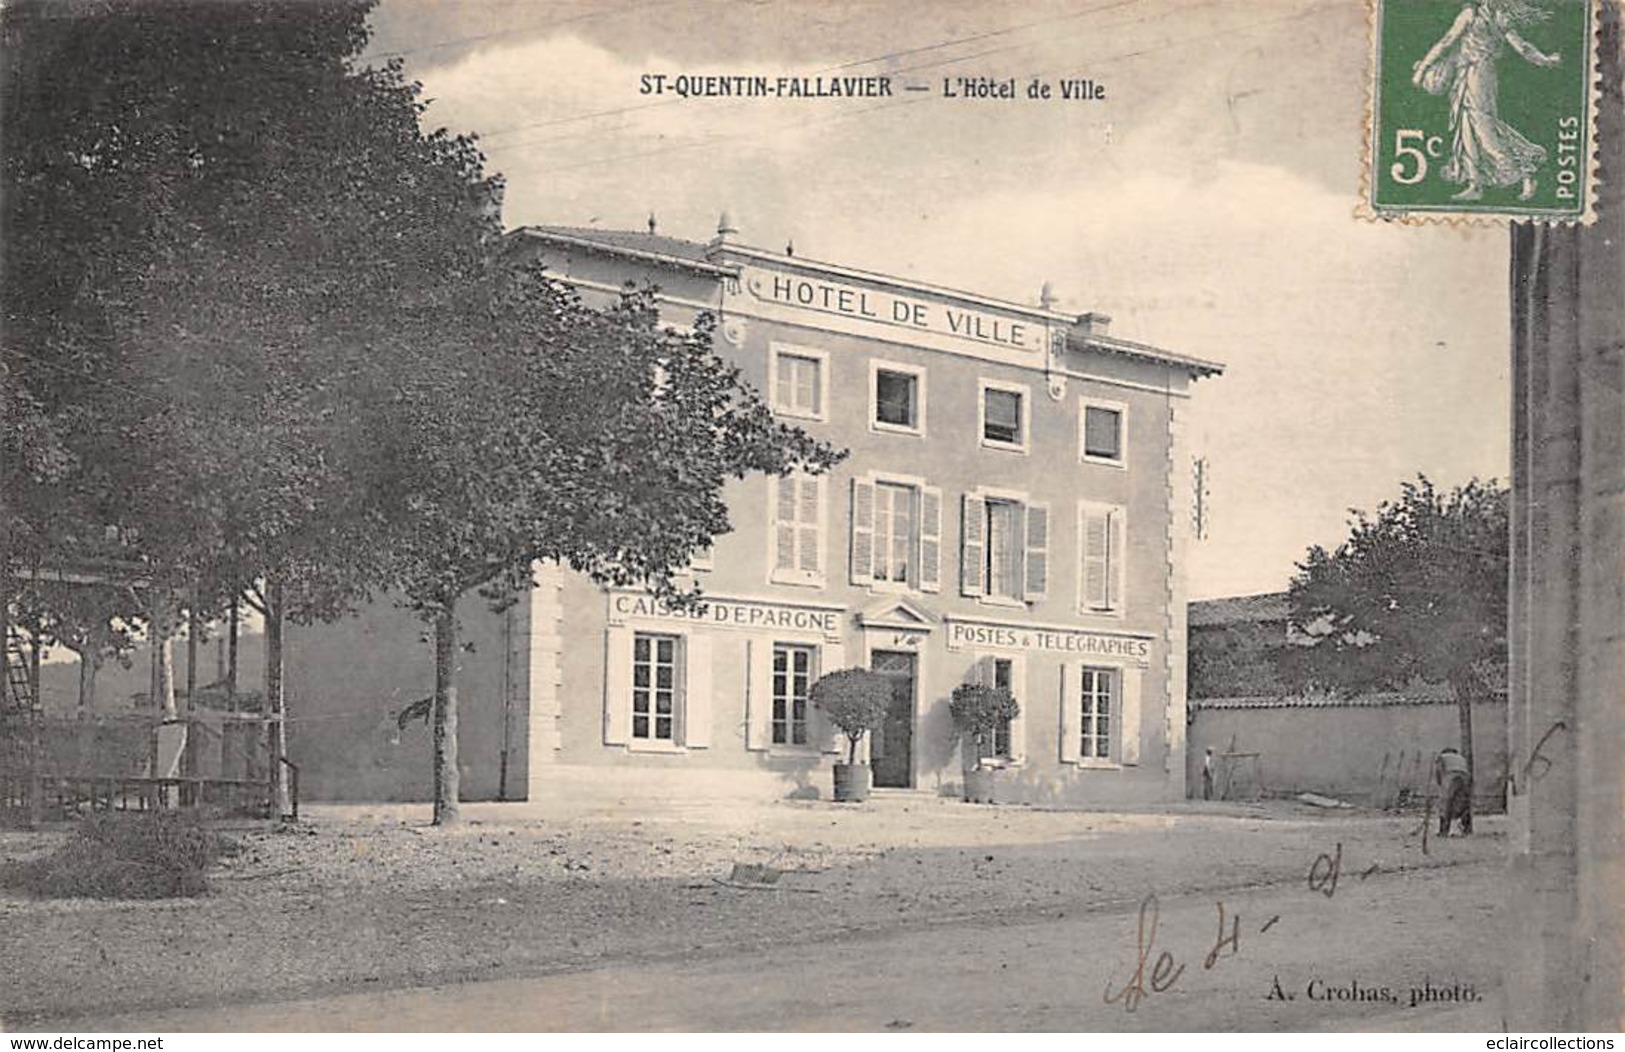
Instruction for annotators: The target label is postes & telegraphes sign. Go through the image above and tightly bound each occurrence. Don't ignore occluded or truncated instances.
[945,617,1153,664]
[1364,0,1597,223]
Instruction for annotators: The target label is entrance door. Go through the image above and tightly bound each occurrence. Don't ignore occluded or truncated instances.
[870,650,916,789]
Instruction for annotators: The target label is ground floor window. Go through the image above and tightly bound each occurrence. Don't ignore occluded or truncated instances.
[772,643,815,746]
[990,657,1015,758]
[632,633,681,741]
[1079,665,1115,760]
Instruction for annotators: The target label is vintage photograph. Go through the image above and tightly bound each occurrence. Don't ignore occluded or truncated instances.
[2,0,1620,1036]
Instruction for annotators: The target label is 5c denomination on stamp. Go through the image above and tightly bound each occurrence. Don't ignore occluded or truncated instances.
[1364,0,1598,223]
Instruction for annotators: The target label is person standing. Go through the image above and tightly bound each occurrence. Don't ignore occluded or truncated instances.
[1202,746,1215,801]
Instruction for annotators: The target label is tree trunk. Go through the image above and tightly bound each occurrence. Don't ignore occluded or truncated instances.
[432,604,460,825]
[264,578,289,818]
[1449,670,1478,795]
[75,646,102,719]
[227,599,239,705]
[149,595,177,721]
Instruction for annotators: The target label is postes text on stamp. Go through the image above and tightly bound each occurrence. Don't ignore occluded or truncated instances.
[1366,0,1596,223]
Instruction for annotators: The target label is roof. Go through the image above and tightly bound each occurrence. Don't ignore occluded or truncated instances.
[1188,592,1290,628]
[508,226,734,276]
[510,224,1224,379]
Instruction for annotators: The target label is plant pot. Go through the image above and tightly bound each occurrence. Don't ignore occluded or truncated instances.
[832,762,870,803]
[964,766,996,804]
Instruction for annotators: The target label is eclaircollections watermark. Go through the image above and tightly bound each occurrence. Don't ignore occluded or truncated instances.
[1364,0,1598,223]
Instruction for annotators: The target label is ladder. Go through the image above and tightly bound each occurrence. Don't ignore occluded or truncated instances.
[3,631,34,711]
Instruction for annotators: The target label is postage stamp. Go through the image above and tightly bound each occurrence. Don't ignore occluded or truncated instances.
[1364,0,1598,223]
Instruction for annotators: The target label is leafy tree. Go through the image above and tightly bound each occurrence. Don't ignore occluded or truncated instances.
[2,0,502,808]
[811,669,893,766]
[948,682,1020,763]
[369,271,843,823]
[1280,476,1508,785]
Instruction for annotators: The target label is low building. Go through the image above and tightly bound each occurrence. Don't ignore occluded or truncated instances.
[287,217,1223,806]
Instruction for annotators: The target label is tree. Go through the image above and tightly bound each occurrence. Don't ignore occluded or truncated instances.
[2,0,504,808]
[810,669,892,766]
[368,272,843,823]
[1280,476,1508,787]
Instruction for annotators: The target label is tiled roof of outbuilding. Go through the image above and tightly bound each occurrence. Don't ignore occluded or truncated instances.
[1188,592,1290,628]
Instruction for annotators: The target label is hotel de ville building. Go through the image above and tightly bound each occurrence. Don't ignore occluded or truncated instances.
[284,216,1224,807]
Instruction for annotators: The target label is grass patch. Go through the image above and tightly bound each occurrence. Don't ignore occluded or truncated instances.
[0,811,239,899]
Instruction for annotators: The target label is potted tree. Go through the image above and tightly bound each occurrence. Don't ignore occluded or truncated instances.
[949,682,1020,803]
[810,668,892,803]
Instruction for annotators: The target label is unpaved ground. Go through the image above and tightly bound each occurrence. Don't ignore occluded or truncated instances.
[0,796,1503,1030]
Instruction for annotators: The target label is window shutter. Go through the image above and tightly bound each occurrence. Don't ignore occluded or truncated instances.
[850,477,876,585]
[745,638,771,751]
[1058,662,1081,763]
[1119,665,1142,766]
[775,476,799,573]
[798,476,822,575]
[919,486,943,593]
[1082,505,1109,611]
[1024,502,1049,601]
[684,634,712,749]
[604,628,632,745]
[1107,508,1126,610]
[961,494,987,597]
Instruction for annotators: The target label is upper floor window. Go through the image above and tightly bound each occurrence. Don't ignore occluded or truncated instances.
[870,361,925,435]
[1081,400,1127,466]
[960,492,1048,604]
[979,380,1029,452]
[1079,502,1127,615]
[770,345,827,421]
[873,481,916,585]
[851,476,942,592]
[771,472,826,587]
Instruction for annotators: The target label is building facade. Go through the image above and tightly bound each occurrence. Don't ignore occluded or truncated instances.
[287,217,1222,806]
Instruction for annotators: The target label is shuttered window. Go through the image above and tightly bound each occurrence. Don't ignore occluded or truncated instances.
[771,644,815,746]
[1080,502,1127,613]
[851,477,941,592]
[962,493,1049,603]
[771,348,826,420]
[631,633,680,741]
[771,472,825,585]
[1079,666,1115,760]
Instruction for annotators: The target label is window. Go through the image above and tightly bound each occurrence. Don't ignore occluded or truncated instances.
[1079,502,1127,614]
[979,381,1029,452]
[961,493,1049,603]
[771,472,825,586]
[870,361,925,434]
[852,477,942,592]
[984,658,1015,760]
[771,346,827,420]
[1081,401,1126,465]
[771,643,816,746]
[632,633,681,741]
[873,482,916,585]
[985,499,1023,600]
[1079,666,1115,760]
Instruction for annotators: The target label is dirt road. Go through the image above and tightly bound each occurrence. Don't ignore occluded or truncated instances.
[2,797,1505,1031]
[71,860,1501,1032]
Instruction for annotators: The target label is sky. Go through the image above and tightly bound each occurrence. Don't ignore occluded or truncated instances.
[364,0,1513,601]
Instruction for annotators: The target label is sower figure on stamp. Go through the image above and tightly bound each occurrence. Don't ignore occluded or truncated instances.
[1411,0,1562,202]
[1434,746,1473,836]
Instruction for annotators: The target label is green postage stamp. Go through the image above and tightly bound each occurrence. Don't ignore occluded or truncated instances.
[1365,0,1598,223]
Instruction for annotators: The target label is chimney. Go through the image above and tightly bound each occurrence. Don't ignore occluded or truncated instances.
[706,210,740,258]
[1076,311,1113,338]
